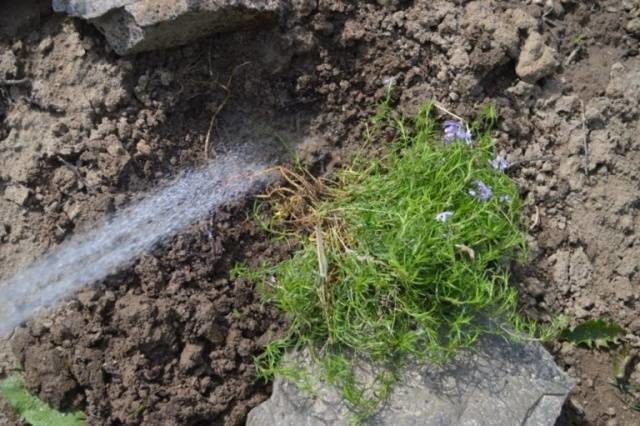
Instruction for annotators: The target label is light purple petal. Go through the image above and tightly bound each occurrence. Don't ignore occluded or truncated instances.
[435,211,454,222]
[470,180,493,202]
[489,155,509,171]
[443,120,472,144]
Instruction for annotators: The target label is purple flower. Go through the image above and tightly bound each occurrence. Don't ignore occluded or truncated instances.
[443,120,472,145]
[435,211,454,222]
[382,76,397,89]
[499,194,512,203]
[469,180,493,201]
[488,155,509,171]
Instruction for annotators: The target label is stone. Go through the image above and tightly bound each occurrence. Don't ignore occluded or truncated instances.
[247,334,574,426]
[626,18,640,36]
[135,140,152,156]
[569,247,592,289]
[0,50,18,79]
[52,0,282,55]
[516,32,558,83]
[291,0,317,17]
[507,8,538,31]
[63,199,81,220]
[606,61,640,102]
[179,343,203,371]
[3,184,31,206]
[584,97,608,129]
[611,275,634,302]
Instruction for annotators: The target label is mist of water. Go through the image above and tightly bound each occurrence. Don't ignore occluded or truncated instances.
[0,151,273,336]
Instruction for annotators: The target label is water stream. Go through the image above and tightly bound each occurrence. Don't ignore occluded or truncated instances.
[0,151,272,335]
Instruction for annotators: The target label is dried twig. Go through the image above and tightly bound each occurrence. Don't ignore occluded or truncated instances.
[203,61,250,159]
[315,224,328,282]
[455,244,476,260]
[315,224,332,343]
[56,155,94,193]
[580,100,590,182]
[506,155,557,169]
[0,78,30,86]
[433,101,466,123]
[529,206,540,230]
[564,45,582,67]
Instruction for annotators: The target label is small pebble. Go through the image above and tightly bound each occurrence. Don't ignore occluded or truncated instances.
[627,18,640,35]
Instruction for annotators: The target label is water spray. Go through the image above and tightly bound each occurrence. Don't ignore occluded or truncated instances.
[0,151,274,335]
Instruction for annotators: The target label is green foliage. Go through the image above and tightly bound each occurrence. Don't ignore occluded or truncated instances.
[561,319,625,349]
[474,102,498,131]
[247,102,541,419]
[0,375,86,426]
[570,33,586,47]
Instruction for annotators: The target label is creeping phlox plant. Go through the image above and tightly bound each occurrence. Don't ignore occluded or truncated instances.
[242,101,550,420]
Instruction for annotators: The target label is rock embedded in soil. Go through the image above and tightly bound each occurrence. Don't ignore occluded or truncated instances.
[0,50,18,79]
[179,343,204,372]
[247,334,574,426]
[3,185,31,207]
[52,0,283,54]
[516,32,558,83]
[627,18,640,36]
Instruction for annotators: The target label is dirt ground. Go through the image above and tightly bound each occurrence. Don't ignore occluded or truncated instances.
[1,1,639,425]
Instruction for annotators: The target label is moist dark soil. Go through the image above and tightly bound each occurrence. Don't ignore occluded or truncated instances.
[1,1,640,425]
[11,204,291,425]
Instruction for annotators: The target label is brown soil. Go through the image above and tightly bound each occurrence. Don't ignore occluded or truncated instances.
[11,205,290,424]
[1,1,640,425]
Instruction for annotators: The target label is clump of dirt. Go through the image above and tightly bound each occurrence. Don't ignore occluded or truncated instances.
[1,9,315,424]
[11,203,289,424]
[0,396,22,426]
[2,0,640,424]
[0,17,130,277]
[0,15,307,281]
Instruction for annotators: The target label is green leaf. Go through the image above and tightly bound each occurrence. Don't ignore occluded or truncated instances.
[0,375,86,426]
[561,319,625,349]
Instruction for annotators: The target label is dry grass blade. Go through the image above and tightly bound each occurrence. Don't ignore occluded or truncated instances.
[529,206,540,230]
[315,224,328,282]
[203,61,250,159]
[580,100,590,182]
[259,165,330,229]
[56,155,95,194]
[433,101,465,123]
[455,244,476,260]
[315,224,333,343]
[0,78,30,86]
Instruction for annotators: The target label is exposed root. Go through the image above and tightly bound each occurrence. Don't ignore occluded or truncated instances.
[203,62,250,160]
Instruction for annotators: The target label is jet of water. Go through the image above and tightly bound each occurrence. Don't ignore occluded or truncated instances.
[0,151,273,335]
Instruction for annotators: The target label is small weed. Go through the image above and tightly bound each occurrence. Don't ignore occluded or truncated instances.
[0,374,86,426]
[245,101,548,420]
[570,33,586,47]
[561,318,625,349]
